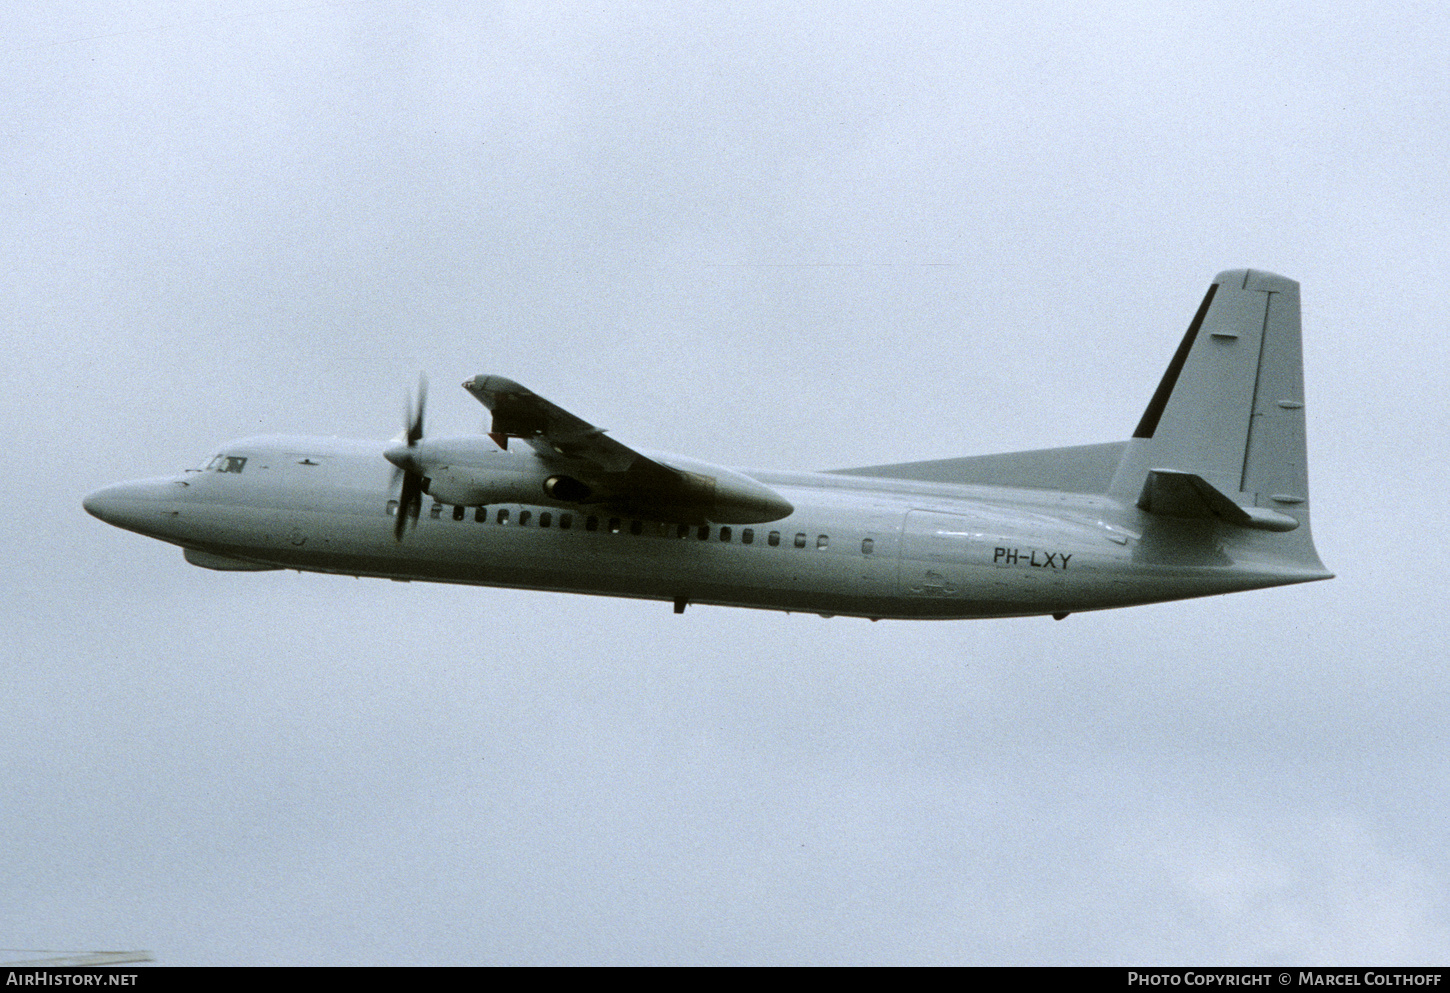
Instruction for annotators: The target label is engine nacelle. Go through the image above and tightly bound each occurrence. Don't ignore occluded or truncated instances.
[421,464,553,507]
[636,452,794,524]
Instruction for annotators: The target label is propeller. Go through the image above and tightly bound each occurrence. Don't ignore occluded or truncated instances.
[388,375,428,542]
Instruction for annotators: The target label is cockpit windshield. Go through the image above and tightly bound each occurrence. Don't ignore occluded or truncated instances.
[205,455,248,474]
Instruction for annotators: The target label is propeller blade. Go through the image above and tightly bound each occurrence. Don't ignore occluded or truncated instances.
[406,375,427,446]
[393,374,428,542]
[394,469,423,542]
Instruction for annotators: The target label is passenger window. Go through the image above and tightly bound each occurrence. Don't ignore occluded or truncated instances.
[817,535,829,550]
[719,527,731,542]
[539,512,552,528]
[794,533,807,549]
[560,513,573,530]
[861,538,874,554]
[698,525,710,541]
[742,529,754,545]
[677,524,690,539]
[518,510,532,526]
[768,531,780,547]
[475,507,486,523]
[497,508,509,525]
[430,503,443,519]
[629,520,643,536]
[608,517,622,533]
[453,505,465,521]
[585,516,599,532]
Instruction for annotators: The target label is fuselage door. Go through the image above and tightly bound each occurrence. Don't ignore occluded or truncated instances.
[899,510,975,598]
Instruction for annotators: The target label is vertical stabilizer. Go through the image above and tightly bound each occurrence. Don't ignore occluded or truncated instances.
[1110,270,1327,572]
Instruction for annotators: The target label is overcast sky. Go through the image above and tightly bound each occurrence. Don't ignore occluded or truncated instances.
[3,0,1448,966]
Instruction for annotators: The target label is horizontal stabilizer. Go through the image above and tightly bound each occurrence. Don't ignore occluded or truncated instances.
[1137,469,1299,532]
[829,441,1126,494]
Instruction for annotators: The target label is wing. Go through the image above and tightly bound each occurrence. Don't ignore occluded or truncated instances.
[460,375,791,524]
[462,375,676,480]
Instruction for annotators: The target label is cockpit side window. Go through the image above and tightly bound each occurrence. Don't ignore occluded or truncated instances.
[207,455,247,473]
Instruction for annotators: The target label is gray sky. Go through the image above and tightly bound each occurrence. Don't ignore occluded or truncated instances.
[3,0,1448,965]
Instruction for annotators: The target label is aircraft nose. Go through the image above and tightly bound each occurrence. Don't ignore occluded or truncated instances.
[82,484,118,522]
[83,479,187,535]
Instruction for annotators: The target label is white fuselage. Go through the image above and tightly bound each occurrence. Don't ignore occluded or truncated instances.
[84,434,1325,620]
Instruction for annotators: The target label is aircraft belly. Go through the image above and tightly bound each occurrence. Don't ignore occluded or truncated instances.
[210,504,819,607]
